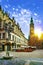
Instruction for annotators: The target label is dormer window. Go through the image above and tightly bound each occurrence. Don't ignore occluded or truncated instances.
[8,22,11,25]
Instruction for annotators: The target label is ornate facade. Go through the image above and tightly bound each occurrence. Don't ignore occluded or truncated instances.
[0,6,27,51]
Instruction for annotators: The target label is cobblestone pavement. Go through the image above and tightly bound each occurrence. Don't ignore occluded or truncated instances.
[0,50,43,58]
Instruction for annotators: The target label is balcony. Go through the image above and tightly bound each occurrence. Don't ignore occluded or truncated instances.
[8,25,14,32]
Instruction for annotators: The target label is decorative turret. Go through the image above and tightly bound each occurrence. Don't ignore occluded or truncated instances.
[12,17,16,22]
[30,17,34,24]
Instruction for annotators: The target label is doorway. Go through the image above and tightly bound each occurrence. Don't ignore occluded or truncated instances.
[7,44,11,51]
[2,45,4,51]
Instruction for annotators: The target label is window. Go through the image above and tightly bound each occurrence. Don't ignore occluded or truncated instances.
[18,39,20,43]
[3,33,5,39]
[17,38,20,43]
[12,43,14,47]
[4,23,8,30]
[9,34,11,40]
[16,38,18,42]
[14,36,16,42]
[12,35,14,41]
[17,44,20,48]
[0,33,1,39]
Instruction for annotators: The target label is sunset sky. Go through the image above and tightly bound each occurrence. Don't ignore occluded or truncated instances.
[0,0,43,39]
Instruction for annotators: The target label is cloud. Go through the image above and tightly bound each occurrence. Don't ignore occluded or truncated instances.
[11,7,32,38]
[9,6,42,38]
[5,5,8,8]
[36,20,41,23]
[18,5,21,9]
[4,4,11,10]
[16,8,19,11]
[34,13,38,16]
[12,8,15,10]
[12,8,31,24]
[33,12,42,24]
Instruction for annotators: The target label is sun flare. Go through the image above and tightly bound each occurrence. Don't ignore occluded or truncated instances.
[34,29,42,38]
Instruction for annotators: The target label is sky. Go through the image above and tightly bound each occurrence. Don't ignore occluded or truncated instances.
[0,0,43,39]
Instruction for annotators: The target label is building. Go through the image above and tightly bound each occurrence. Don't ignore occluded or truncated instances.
[28,17,43,49]
[28,17,35,46]
[0,6,28,51]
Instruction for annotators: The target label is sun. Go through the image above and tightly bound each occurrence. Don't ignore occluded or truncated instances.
[34,28,42,39]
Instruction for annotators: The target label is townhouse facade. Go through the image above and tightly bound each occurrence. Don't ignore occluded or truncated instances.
[0,6,27,51]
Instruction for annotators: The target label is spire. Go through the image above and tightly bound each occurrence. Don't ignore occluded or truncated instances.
[30,17,34,24]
